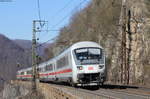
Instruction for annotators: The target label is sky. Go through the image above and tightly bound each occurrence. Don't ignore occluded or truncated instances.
[0,0,91,42]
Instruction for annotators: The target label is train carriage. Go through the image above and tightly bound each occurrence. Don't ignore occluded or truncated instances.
[17,67,32,80]
[17,41,106,86]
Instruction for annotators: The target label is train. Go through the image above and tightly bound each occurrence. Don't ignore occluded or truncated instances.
[16,41,106,86]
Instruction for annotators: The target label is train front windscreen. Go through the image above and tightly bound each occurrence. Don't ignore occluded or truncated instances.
[74,47,104,65]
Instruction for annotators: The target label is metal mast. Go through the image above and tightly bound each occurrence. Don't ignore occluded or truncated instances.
[32,20,48,91]
[32,20,37,91]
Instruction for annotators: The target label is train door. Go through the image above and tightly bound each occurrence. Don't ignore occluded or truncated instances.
[54,60,57,81]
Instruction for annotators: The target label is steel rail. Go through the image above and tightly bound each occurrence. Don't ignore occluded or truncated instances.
[99,88,150,99]
[49,83,120,99]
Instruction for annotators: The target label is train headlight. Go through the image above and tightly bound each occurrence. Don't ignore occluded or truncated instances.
[77,66,83,70]
[99,65,104,69]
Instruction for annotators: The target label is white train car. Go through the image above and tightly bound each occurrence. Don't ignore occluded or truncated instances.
[17,67,32,80]
[17,41,106,86]
[38,59,56,81]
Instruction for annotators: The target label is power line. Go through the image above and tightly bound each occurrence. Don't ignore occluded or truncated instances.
[37,0,75,42]
[37,0,41,21]
[54,0,75,16]
[37,36,58,48]
[38,0,116,48]
[38,0,88,44]
[24,36,57,55]
[36,29,60,43]
[52,0,116,30]
[38,0,114,48]
[37,0,74,39]
[51,0,88,29]
[37,0,45,28]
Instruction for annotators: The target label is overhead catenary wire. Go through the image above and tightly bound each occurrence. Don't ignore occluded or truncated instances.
[37,0,75,40]
[37,0,75,42]
[36,0,44,42]
[50,0,116,35]
[37,27,74,48]
[24,37,57,56]
[37,0,44,28]
[37,0,47,30]
[36,36,58,48]
[53,0,75,16]
[37,0,116,48]
[37,0,117,44]
[37,0,89,46]
[38,0,118,48]
[51,0,88,29]
[36,0,50,44]
[37,0,41,21]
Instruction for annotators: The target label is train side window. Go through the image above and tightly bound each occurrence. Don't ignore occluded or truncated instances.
[46,64,53,71]
[30,70,32,74]
[27,70,32,74]
[37,67,41,72]
[21,72,24,75]
[57,55,69,69]
[45,66,47,71]
[42,67,45,72]
[66,55,69,66]
[17,72,20,75]
[39,68,42,72]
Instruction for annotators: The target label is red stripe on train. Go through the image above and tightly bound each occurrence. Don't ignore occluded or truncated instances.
[17,75,32,77]
[54,68,72,75]
[17,68,72,78]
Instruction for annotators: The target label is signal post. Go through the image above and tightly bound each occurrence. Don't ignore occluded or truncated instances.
[32,20,48,92]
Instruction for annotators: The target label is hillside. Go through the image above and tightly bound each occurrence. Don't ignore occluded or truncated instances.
[13,39,32,50]
[13,39,48,61]
[45,0,150,86]
[0,34,32,89]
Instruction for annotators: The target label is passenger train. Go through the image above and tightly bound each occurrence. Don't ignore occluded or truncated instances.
[17,41,106,86]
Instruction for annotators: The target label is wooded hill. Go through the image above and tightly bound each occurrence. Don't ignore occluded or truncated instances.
[0,34,32,89]
[0,34,49,91]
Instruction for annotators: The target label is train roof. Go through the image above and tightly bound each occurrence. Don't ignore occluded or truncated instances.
[17,67,32,72]
[70,41,103,50]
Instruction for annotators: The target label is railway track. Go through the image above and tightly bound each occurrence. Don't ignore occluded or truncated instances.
[98,88,150,99]
[48,83,150,99]
[99,84,150,99]
[50,83,118,99]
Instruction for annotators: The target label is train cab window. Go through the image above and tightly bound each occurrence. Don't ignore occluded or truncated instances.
[74,47,103,65]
